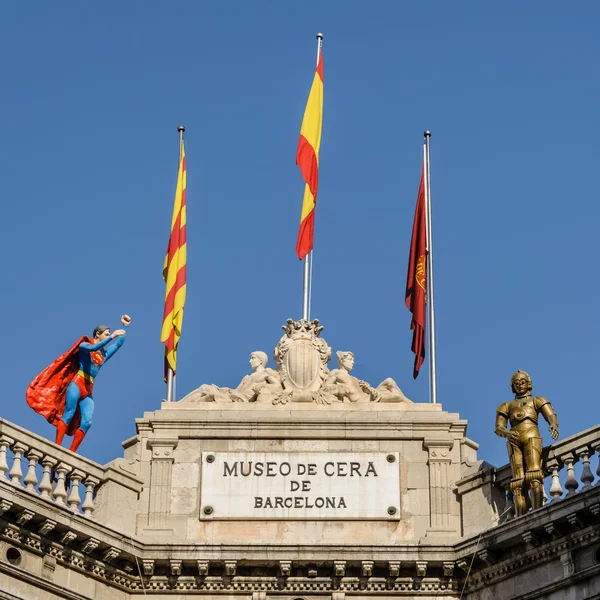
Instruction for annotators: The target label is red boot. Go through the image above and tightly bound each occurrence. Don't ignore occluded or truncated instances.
[55,420,67,446]
[69,429,86,452]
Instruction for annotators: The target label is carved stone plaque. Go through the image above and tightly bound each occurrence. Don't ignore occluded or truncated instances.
[200,452,400,520]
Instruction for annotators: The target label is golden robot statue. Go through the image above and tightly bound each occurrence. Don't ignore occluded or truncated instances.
[494,370,559,517]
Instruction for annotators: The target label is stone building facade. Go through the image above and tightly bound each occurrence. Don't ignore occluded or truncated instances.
[0,321,599,599]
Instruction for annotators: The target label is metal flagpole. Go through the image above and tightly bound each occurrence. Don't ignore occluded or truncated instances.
[301,33,323,321]
[423,131,437,404]
[308,251,313,320]
[166,125,185,402]
[166,369,174,403]
[302,256,310,320]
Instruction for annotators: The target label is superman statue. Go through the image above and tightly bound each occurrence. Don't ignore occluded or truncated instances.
[26,315,131,453]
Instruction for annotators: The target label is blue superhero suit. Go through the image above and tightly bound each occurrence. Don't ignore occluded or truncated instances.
[57,326,128,451]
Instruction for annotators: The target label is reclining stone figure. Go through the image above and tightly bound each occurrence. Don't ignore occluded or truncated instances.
[323,351,411,404]
[181,351,282,403]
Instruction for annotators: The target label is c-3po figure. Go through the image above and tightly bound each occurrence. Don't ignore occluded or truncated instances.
[494,370,559,517]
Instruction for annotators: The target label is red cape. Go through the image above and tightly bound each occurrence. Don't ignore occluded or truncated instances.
[26,336,90,436]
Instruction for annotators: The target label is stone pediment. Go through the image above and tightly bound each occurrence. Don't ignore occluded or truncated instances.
[178,319,413,406]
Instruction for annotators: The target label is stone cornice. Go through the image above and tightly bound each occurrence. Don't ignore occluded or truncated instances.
[455,484,600,556]
[134,409,468,440]
[462,526,600,595]
[0,480,144,554]
[423,437,455,450]
[506,563,600,600]
[1,477,598,595]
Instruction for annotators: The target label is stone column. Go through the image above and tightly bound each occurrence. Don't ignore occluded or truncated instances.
[423,437,456,537]
[147,437,178,527]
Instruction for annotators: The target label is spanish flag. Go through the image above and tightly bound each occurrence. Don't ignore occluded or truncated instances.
[296,44,323,260]
[161,140,187,376]
[405,166,427,379]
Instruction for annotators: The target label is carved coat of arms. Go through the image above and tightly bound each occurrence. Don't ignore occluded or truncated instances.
[274,319,331,403]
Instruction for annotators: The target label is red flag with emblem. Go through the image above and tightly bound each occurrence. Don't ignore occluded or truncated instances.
[405,166,427,379]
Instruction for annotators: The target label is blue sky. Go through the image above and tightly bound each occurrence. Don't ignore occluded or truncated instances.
[1,2,598,469]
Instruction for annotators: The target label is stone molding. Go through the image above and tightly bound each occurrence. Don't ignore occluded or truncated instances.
[463,531,600,597]
[455,498,600,597]
[1,506,598,597]
[135,408,467,444]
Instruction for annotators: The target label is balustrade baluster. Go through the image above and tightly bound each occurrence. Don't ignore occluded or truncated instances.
[576,447,594,490]
[38,456,57,499]
[0,436,14,480]
[9,443,28,486]
[23,450,43,492]
[67,470,84,511]
[562,452,579,497]
[82,476,100,518]
[593,442,600,487]
[547,459,564,501]
[52,463,72,505]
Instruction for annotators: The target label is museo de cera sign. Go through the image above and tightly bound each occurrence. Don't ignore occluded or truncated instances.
[200,452,400,520]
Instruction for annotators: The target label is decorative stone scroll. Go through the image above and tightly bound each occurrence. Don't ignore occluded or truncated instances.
[179,319,411,406]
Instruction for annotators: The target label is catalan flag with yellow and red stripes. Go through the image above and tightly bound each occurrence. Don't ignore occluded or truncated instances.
[160,140,187,376]
[296,45,323,260]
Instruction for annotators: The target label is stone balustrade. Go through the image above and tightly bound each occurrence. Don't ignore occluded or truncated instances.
[0,418,142,525]
[493,424,600,520]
